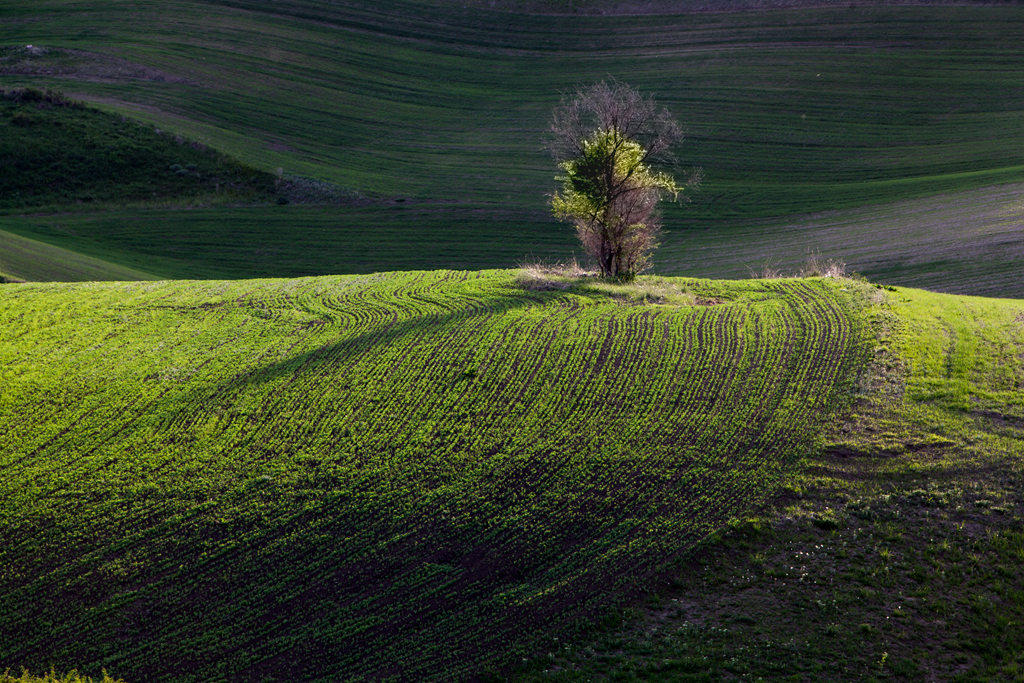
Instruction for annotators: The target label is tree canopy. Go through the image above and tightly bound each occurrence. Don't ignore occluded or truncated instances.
[548,81,698,278]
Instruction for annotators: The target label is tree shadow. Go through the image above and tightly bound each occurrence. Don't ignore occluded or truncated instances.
[213,282,582,398]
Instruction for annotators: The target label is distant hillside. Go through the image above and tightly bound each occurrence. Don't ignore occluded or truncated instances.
[0,88,276,209]
[0,226,155,283]
[391,0,1000,14]
[0,270,869,680]
[2,2,1023,294]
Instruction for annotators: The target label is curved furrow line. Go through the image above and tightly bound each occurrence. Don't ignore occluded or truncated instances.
[368,308,583,457]
[663,304,748,448]
[299,310,498,457]
[0,272,870,682]
[555,310,670,462]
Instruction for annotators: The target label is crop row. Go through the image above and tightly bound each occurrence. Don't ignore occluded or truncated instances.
[0,271,869,680]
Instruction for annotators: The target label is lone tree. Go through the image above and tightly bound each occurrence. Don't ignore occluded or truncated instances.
[548,81,698,278]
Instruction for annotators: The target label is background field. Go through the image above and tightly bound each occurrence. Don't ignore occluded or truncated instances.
[4,180,1023,296]
[2,1,1023,294]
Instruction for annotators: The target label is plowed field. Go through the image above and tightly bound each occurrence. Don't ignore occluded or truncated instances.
[0,271,869,680]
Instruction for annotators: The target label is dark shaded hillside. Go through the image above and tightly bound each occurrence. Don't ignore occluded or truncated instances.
[0,88,275,209]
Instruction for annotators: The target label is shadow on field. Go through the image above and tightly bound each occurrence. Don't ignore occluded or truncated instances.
[213,283,578,397]
[142,280,697,681]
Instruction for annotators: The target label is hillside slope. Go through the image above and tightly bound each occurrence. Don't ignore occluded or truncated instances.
[0,270,869,680]
[515,285,1024,680]
[0,227,156,283]
[6,0,1018,214]
[658,181,1024,299]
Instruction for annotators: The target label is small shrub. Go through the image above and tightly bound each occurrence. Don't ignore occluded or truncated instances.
[1,87,80,108]
[811,511,840,530]
[749,257,784,279]
[12,87,45,103]
[274,174,364,205]
[750,251,847,280]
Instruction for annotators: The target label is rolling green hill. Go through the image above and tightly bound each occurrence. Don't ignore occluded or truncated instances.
[0,206,576,282]
[3,2,1023,679]
[0,227,155,283]
[3,268,1022,679]
[2,2,1023,294]
[0,269,871,680]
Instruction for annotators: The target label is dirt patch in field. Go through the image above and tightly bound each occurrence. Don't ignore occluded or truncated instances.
[970,409,1024,431]
[0,45,189,84]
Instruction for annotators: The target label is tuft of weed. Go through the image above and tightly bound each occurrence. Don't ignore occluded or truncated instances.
[516,257,593,290]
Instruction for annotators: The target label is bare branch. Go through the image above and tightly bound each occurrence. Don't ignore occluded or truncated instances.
[548,80,683,166]
[548,80,692,278]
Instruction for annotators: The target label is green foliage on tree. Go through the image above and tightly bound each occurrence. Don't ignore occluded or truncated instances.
[548,81,699,278]
[552,128,680,277]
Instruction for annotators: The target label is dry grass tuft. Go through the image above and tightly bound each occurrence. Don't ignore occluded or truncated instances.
[751,250,848,280]
[516,257,593,290]
[799,249,847,279]
[748,256,784,279]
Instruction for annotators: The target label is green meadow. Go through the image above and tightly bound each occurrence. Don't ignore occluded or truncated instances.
[516,285,1024,680]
